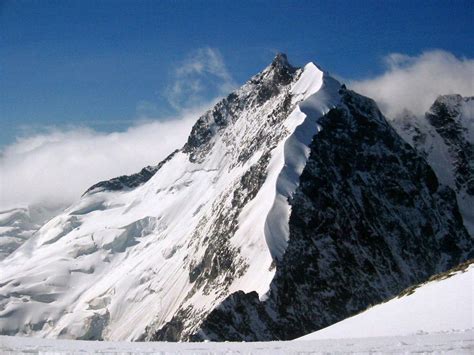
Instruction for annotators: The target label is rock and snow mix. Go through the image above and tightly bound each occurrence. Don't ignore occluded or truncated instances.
[392,95,474,234]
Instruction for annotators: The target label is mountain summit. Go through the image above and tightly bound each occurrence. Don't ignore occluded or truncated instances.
[0,55,472,341]
[393,94,474,234]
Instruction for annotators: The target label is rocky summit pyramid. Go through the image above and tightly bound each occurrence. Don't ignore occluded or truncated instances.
[0,54,472,341]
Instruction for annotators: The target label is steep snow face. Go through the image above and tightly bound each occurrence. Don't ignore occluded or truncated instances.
[300,260,474,340]
[0,55,339,341]
[392,95,473,234]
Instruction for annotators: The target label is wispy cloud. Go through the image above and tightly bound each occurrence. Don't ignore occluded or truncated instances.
[165,47,236,110]
[350,50,474,118]
[135,100,161,118]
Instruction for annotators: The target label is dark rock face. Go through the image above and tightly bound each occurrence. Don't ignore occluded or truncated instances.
[426,95,473,195]
[161,89,473,341]
[83,150,178,195]
[182,97,236,163]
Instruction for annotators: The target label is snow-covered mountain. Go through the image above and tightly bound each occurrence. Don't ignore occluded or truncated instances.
[392,95,473,233]
[0,54,472,342]
[0,205,64,261]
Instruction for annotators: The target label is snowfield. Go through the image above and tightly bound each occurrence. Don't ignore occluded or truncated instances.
[0,330,473,354]
[1,261,472,354]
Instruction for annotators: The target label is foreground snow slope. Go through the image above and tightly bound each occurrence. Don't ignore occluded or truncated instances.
[300,261,474,340]
[1,331,473,354]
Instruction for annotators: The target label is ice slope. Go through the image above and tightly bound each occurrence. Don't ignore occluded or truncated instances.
[0,55,341,341]
[300,261,473,340]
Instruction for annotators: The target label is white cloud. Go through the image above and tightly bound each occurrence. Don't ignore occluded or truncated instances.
[165,47,236,110]
[0,107,209,210]
[350,50,474,118]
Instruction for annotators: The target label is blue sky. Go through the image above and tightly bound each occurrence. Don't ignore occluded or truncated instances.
[1,0,473,147]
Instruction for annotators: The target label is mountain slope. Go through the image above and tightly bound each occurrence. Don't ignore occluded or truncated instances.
[300,260,473,340]
[0,55,472,342]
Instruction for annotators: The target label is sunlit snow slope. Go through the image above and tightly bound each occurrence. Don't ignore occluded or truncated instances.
[300,260,473,340]
[0,55,339,341]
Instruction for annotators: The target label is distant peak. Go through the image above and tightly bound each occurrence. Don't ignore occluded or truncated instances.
[266,53,297,83]
[429,94,465,117]
[271,52,292,69]
[272,52,289,65]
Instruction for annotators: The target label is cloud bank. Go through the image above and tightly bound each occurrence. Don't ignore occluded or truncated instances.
[1,47,235,211]
[0,112,200,211]
[165,47,236,110]
[350,50,474,118]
